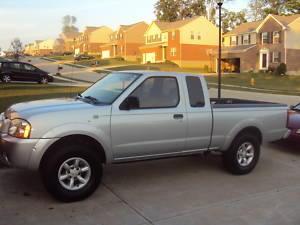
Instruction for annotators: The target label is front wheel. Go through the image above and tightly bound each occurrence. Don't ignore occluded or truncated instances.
[39,77,48,84]
[41,143,102,202]
[223,133,260,175]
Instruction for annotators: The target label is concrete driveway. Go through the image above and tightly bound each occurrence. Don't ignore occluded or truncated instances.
[1,141,300,225]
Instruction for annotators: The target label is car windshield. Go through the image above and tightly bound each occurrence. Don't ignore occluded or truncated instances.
[80,72,140,104]
[294,104,300,110]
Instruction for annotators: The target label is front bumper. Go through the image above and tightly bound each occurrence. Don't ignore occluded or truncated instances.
[0,134,39,169]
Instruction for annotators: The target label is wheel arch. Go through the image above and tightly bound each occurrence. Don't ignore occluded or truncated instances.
[39,134,107,171]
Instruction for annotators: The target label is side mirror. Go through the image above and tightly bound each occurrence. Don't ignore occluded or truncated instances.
[290,105,295,110]
[120,96,140,110]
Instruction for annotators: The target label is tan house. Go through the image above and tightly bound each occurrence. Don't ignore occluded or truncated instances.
[38,39,65,56]
[24,43,34,55]
[140,16,219,69]
[100,22,148,61]
[59,31,80,53]
[74,26,113,55]
[221,14,300,74]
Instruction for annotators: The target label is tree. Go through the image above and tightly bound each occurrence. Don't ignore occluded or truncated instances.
[248,0,300,21]
[248,0,267,21]
[222,9,247,32]
[10,38,23,61]
[154,0,231,23]
[62,15,79,33]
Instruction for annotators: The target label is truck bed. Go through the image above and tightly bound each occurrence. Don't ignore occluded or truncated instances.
[210,98,287,108]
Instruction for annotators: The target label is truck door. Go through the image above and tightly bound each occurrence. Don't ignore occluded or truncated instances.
[111,76,187,160]
[184,76,213,150]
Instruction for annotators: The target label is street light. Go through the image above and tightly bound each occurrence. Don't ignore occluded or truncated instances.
[217,0,224,99]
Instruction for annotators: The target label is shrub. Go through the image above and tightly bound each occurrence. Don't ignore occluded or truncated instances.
[267,66,275,73]
[275,63,287,76]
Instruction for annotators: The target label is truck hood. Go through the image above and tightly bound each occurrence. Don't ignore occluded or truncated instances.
[5,98,99,119]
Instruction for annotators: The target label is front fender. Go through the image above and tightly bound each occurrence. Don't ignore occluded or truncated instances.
[28,123,112,170]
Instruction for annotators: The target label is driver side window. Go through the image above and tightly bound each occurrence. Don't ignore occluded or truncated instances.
[23,64,36,71]
[129,77,179,109]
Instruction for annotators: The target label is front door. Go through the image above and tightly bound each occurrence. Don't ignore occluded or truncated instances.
[260,51,269,70]
[8,62,24,81]
[21,63,40,81]
[111,76,187,161]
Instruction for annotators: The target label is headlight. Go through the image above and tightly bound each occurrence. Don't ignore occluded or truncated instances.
[8,119,31,139]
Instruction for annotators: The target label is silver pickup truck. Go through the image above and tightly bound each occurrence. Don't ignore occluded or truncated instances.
[0,71,289,202]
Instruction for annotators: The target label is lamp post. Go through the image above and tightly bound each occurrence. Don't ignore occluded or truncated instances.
[217,0,223,99]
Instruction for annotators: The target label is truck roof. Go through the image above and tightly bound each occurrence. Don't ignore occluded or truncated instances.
[118,70,202,77]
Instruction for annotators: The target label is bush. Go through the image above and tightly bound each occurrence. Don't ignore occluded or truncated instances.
[274,63,287,76]
[267,66,275,73]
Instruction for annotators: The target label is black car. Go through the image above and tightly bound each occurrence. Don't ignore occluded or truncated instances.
[74,54,95,61]
[0,61,53,84]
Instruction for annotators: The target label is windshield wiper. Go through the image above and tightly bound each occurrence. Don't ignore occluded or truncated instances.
[83,96,100,104]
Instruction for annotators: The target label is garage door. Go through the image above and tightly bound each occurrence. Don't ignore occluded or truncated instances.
[102,50,110,59]
[143,53,156,64]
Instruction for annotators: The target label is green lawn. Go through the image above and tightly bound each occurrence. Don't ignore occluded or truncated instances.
[0,84,86,112]
[205,73,300,95]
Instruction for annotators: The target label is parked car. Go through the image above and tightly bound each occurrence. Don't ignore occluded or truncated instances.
[0,71,289,202]
[0,61,53,84]
[74,54,95,61]
[287,103,300,140]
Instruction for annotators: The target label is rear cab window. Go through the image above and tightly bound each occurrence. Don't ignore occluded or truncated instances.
[186,76,205,107]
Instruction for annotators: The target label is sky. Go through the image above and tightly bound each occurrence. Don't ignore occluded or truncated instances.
[0,0,249,50]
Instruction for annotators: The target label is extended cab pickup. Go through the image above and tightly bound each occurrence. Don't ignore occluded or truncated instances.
[0,71,289,201]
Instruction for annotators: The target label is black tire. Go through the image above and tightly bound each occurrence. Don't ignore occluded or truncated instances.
[223,133,260,175]
[40,142,102,202]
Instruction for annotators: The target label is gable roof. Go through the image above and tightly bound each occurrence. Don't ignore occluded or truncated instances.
[154,16,200,31]
[226,20,262,35]
[119,21,147,32]
[226,14,300,36]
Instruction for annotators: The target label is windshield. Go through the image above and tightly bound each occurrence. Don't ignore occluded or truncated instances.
[81,72,140,104]
[294,104,300,110]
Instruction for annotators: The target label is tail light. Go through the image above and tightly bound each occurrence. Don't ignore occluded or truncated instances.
[287,109,296,128]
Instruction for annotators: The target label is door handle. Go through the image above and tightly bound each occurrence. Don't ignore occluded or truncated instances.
[173,114,184,119]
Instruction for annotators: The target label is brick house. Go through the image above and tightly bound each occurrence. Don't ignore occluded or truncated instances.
[221,14,300,74]
[74,26,113,55]
[140,16,218,69]
[100,22,148,61]
[59,32,80,53]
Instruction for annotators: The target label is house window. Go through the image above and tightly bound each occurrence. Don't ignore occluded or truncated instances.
[155,34,159,41]
[170,47,177,56]
[273,31,280,44]
[190,31,195,40]
[197,33,201,40]
[172,31,176,40]
[273,52,281,63]
[243,34,249,45]
[230,36,237,46]
[262,32,269,44]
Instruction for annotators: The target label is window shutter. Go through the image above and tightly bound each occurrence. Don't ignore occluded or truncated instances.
[279,31,282,43]
[249,34,251,44]
[269,32,273,44]
[278,52,281,62]
[270,52,273,63]
[260,33,263,44]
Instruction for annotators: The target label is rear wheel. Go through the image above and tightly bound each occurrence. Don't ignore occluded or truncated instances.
[2,74,11,83]
[40,142,102,202]
[223,133,260,175]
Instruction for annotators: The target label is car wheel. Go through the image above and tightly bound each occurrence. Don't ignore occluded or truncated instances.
[223,133,260,175]
[40,142,102,202]
[39,77,48,84]
[2,74,11,83]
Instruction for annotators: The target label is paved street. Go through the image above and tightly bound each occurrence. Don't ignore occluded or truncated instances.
[1,57,299,225]
[0,141,300,225]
